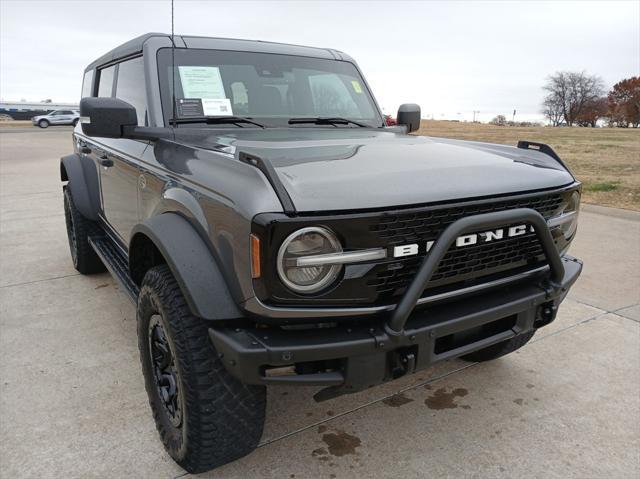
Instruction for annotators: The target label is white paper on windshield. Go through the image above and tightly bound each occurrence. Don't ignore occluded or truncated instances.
[178,66,226,99]
[202,98,233,116]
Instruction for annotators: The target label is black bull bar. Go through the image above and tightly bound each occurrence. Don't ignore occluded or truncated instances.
[387,208,565,333]
[209,208,582,400]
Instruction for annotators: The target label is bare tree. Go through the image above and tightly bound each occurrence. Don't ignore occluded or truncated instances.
[542,95,564,126]
[542,71,605,126]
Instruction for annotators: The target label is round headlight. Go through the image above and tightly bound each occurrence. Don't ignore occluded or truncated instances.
[277,227,342,294]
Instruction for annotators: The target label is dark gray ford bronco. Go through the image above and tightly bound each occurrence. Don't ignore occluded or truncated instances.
[62,33,582,473]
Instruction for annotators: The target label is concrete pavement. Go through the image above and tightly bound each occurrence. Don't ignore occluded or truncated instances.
[1,128,638,478]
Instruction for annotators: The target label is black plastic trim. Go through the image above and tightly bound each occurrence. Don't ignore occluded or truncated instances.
[60,153,101,221]
[239,151,296,214]
[130,213,243,320]
[517,140,574,178]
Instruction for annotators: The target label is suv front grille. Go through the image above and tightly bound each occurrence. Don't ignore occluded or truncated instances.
[253,188,573,307]
[366,193,564,298]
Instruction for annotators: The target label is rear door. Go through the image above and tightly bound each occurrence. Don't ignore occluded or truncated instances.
[56,110,74,124]
[49,110,64,124]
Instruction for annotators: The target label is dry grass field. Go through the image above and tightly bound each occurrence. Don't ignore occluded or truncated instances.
[417,120,640,210]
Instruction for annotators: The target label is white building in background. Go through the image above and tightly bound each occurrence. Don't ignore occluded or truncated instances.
[0,101,79,120]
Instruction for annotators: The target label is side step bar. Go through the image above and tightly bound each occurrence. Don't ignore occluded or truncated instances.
[88,236,139,302]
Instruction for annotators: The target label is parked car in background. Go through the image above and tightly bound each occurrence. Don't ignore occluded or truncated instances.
[32,109,80,128]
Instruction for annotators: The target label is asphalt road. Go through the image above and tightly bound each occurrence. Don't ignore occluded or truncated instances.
[1,128,638,478]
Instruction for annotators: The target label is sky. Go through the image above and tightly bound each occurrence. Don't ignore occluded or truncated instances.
[1,0,638,122]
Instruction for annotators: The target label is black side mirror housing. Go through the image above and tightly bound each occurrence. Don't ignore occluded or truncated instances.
[80,97,138,138]
[397,103,421,133]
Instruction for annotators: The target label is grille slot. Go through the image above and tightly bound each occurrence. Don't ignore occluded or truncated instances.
[367,193,564,299]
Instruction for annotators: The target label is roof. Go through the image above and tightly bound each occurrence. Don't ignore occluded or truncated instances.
[84,32,351,72]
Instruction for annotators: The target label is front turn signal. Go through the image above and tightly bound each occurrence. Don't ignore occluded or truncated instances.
[250,234,261,279]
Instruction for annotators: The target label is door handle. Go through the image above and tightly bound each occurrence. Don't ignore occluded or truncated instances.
[99,157,114,167]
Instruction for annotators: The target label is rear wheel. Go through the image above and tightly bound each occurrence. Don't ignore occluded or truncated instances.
[38,119,49,128]
[63,186,105,274]
[137,265,266,473]
[460,330,535,362]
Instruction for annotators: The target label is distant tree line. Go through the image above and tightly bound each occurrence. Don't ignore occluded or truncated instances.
[542,72,639,127]
[489,115,542,127]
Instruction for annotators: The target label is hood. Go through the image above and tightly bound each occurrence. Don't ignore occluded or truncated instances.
[172,128,575,212]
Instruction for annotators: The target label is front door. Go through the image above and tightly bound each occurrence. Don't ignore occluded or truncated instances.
[93,138,149,242]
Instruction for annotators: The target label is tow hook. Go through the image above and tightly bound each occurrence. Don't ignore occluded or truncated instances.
[390,349,417,379]
[535,301,558,328]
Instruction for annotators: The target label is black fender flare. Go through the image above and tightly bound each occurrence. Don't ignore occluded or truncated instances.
[130,213,243,320]
[60,153,101,221]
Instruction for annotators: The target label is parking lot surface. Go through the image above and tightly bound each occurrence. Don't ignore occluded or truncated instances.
[1,128,638,478]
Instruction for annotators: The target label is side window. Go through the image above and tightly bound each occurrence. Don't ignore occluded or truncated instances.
[97,65,116,97]
[81,70,94,98]
[50,111,61,116]
[115,56,147,126]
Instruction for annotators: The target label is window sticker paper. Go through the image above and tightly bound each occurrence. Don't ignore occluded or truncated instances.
[202,98,233,116]
[178,66,226,99]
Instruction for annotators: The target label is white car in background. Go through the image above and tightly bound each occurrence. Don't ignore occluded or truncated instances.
[32,109,80,128]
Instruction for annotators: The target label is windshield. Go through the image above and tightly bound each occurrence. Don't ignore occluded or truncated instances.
[157,48,383,128]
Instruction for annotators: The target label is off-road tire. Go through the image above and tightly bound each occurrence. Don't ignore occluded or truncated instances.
[137,265,266,474]
[38,119,49,128]
[63,186,105,274]
[460,330,535,362]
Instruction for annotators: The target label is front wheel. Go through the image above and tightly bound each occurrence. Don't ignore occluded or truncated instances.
[460,330,535,362]
[38,119,49,128]
[137,265,266,473]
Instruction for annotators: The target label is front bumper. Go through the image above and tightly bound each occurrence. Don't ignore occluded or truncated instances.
[210,208,583,400]
[210,256,581,400]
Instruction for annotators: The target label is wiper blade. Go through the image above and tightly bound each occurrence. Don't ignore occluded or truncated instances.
[171,116,265,128]
[288,117,369,127]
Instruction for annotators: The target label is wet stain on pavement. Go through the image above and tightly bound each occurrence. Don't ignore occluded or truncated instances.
[326,410,334,417]
[94,283,109,289]
[318,425,327,433]
[424,387,469,409]
[513,398,524,406]
[322,430,362,457]
[313,447,328,457]
[526,383,535,389]
[382,392,414,407]
[312,447,330,461]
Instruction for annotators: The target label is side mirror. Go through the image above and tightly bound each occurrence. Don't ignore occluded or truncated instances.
[397,103,421,133]
[80,97,137,138]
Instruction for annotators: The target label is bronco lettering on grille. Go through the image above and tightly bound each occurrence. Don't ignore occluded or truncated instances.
[393,224,533,258]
